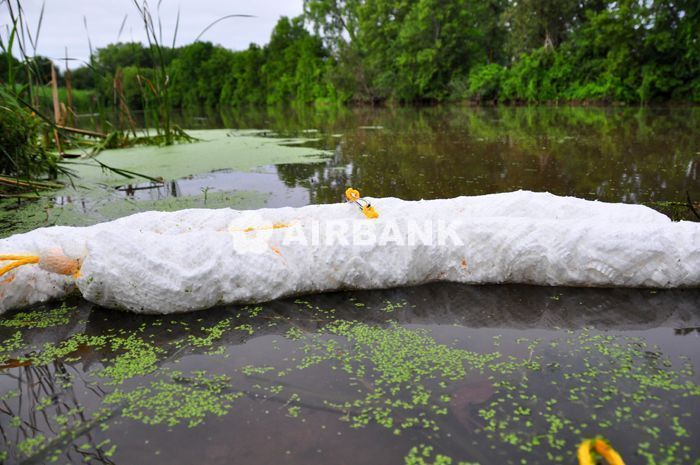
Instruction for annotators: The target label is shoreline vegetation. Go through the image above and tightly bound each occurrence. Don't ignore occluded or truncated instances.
[3,1,699,113]
[0,0,197,188]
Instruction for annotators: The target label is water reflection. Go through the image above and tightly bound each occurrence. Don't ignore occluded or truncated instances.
[115,165,320,208]
[268,106,700,206]
[81,106,700,217]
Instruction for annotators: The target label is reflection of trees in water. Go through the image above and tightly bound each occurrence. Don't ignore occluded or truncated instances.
[259,106,700,206]
[275,142,354,204]
[0,362,115,465]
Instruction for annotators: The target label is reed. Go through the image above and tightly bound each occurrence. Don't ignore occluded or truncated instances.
[0,0,173,191]
[131,0,177,145]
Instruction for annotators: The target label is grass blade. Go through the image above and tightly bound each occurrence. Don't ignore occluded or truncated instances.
[195,14,255,42]
[117,14,128,42]
[171,6,180,49]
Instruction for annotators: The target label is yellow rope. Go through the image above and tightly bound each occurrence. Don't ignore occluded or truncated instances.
[0,254,38,261]
[593,439,625,465]
[578,438,626,465]
[577,440,595,465]
[0,256,40,277]
[361,204,379,219]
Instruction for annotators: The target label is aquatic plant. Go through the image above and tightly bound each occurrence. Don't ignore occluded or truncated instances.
[404,444,479,465]
[0,331,23,361]
[104,370,242,427]
[0,86,57,181]
[293,320,499,434]
[0,303,74,328]
[185,317,232,348]
[100,334,163,384]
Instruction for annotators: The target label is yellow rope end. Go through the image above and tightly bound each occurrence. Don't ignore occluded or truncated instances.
[0,256,40,278]
[594,439,626,465]
[0,251,83,279]
[578,438,626,465]
[346,187,379,219]
[577,440,594,465]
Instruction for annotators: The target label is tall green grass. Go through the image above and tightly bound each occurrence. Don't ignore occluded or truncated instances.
[0,86,58,180]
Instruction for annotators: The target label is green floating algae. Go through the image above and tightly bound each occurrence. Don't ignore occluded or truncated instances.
[472,330,699,464]
[67,129,331,186]
[0,304,75,329]
[404,444,479,465]
[185,318,232,349]
[0,129,330,237]
[104,370,243,428]
[280,320,500,434]
[0,331,23,361]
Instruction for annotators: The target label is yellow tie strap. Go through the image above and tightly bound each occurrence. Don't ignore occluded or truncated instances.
[578,438,625,465]
[345,187,379,219]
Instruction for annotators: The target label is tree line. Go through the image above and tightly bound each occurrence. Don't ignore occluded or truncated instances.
[3,0,698,106]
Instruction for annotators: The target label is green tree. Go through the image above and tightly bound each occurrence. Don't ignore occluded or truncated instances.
[502,0,606,57]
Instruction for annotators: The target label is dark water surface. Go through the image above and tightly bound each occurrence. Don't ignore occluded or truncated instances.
[0,286,699,465]
[1,106,699,464]
[88,106,700,215]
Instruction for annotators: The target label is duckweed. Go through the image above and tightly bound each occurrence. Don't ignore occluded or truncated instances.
[26,333,109,366]
[104,370,242,428]
[100,334,164,385]
[186,318,232,348]
[234,323,255,335]
[404,444,479,465]
[473,330,699,463]
[0,331,23,360]
[284,326,304,340]
[17,434,46,458]
[0,304,74,329]
[292,320,499,433]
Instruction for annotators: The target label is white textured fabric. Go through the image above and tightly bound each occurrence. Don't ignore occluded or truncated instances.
[1,191,698,314]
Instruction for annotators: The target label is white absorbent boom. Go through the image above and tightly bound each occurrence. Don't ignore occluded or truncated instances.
[0,190,698,314]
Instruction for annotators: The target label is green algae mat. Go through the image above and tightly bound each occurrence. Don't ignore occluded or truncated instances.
[1,284,698,465]
[0,129,331,237]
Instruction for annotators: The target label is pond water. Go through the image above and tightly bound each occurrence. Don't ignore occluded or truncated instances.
[0,105,699,465]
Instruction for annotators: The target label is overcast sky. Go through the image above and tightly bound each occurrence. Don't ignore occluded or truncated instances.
[1,0,304,69]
